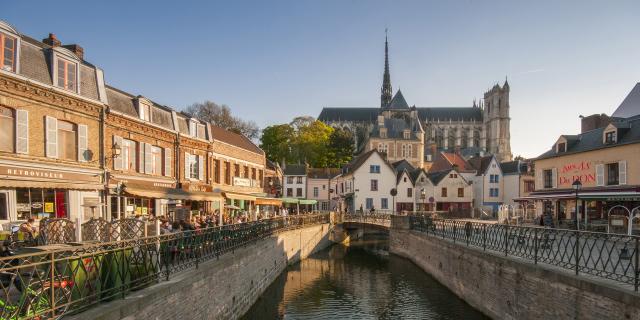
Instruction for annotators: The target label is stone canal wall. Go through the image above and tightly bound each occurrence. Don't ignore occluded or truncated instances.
[70,224,332,320]
[390,228,640,320]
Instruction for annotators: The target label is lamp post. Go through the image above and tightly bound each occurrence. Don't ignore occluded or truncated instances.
[420,188,426,213]
[572,180,582,230]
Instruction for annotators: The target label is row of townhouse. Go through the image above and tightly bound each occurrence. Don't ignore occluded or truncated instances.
[281,164,341,211]
[0,21,276,225]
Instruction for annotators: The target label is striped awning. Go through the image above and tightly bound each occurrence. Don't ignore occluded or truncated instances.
[223,192,257,201]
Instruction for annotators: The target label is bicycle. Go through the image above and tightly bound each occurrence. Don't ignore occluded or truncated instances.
[0,244,73,320]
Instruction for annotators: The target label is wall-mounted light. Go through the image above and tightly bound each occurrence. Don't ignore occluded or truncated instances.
[112,142,122,158]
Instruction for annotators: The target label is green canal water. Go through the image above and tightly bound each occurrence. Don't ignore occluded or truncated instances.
[242,235,488,319]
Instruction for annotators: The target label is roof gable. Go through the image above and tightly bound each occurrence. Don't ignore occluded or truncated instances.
[612,83,640,118]
[387,90,410,109]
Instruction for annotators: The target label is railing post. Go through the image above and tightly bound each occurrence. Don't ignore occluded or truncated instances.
[50,251,55,318]
[534,228,538,265]
[575,230,580,276]
[483,224,486,251]
[504,225,509,256]
[635,237,639,292]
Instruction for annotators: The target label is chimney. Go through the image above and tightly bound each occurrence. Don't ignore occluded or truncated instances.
[42,33,61,47]
[430,143,437,157]
[62,44,84,60]
[580,113,609,133]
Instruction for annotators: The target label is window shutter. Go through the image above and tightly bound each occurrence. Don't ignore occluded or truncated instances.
[551,168,557,188]
[45,116,58,158]
[78,124,88,162]
[164,147,172,177]
[536,170,542,190]
[596,164,604,186]
[144,143,153,174]
[113,136,123,170]
[16,110,28,154]
[138,142,145,173]
[198,155,204,180]
[184,152,191,179]
[619,161,627,185]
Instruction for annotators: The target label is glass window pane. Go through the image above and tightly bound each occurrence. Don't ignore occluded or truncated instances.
[0,193,7,220]
[0,116,13,152]
[16,188,30,220]
[30,189,43,218]
[4,37,14,50]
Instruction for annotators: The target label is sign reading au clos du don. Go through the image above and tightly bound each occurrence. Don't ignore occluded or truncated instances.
[558,161,596,187]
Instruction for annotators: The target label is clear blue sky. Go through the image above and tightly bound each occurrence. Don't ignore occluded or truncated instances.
[5,1,640,158]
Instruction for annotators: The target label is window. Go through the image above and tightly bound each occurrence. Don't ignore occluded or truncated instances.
[605,131,617,144]
[403,131,410,139]
[296,176,303,184]
[449,173,458,178]
[381,198,388,209]
[420,177,425,183]
[441,188,447,197]
[56,58,77,91]
[313,187,319,197]
[458,188,464,197]
[557,142,566,153]
[370,165,380,173]
[244,166,249,178]
[322,184,326,190]
[213,159,220,183]
[380,129,387,138]
[401,145,406,157]
[407,144,412,158]
[524,181,535,192]
[1,33,17,72]
[139,102,151,122]
[407,188,413,197]
[234,164,240,177]
[121,139,137,171]
[366,198,373,209]
[251,168,257,180]
[377,143,388,154]
[287,177,294,184]
[543,169,553,188]
[0,193,7,220]
[607,163,619,185]
[370,179,378,191]
[150,146,162,175]
[286,188,293,197]
[224,161,231,184]
[0,106,14,152]
[296,188,302,197]
[57,120,77,161]
[189,154,199,179]
[495,175,499,183]
[489,188,500,197]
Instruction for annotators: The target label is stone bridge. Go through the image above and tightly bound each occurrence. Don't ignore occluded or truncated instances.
[330,214,391,243]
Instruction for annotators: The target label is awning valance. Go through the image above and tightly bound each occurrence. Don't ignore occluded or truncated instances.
[0,180,103,190]
[280,197,300,204]
[124,187,223,201]
[255,197,283,206]
[298,199,317,205]
[223,192,257,201]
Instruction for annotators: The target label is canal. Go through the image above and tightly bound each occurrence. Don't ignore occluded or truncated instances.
[242,235,488,319]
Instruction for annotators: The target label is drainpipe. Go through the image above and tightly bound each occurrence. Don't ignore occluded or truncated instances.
[100,106,108,219]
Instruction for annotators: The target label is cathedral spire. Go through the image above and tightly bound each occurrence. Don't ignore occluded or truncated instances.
[381,29,392,108]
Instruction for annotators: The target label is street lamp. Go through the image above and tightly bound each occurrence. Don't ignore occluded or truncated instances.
[420,188,426,212]
[572,180,582,230]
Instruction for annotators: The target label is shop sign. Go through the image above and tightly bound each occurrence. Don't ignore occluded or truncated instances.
[233,177,251,187]
[112,177,176,189]
[0,165,100,183]
[558,161,595,187]
[182,183,213,192]
[31,202,42,209]
[606,196,640,201]
[44,203,54,213]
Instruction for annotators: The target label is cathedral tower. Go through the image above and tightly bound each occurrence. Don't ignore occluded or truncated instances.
[483,79,512,161]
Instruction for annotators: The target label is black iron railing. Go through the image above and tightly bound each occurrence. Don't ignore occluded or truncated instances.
[409,216,640,291]
[0,213,330,319]
[340,213,392,227]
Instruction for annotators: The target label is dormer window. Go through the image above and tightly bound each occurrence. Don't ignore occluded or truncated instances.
[380,128,387,138]
[55,57,78,92]
[188,120,206,139]
[139,102,152,122]
[0,32,17,72]
[403,130,411,139]
[556,142,566,153]
[605,131,616,144]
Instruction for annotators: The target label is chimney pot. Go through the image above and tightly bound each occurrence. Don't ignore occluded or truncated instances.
[62,44,84,60]
[42,33,61,47]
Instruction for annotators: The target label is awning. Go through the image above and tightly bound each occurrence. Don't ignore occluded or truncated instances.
[0,180,103,190]
[125,187,223,201]
[255,197,283,206]
[298,199,317,205]
[280,197,300,204]
[519,191,640,201]
[223,192,257,201]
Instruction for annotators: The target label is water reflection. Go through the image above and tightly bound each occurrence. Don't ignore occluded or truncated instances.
[243,235,487,319]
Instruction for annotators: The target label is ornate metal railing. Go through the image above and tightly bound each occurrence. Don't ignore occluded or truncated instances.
[341,213,391,227]
[0,213,330,319]
[409,216,640,291]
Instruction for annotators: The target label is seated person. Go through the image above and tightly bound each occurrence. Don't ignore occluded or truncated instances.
[19,218,37,239]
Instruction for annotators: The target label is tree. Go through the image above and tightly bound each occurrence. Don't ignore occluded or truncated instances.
[184,100,260,140]
[328,128,354,167]
[295,120,334,167]
[260,124,295,164]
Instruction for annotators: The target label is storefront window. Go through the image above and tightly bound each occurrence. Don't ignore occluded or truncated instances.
[15,188,67,220]
[0,193,8,220]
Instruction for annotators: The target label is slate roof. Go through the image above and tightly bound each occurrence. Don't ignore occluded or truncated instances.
[318,106,483,123]
[342,149,377,174]
[370,116,422,139]
[105,86,175,131]
[427,169,452,185]
[612,83,640,118]
[467,155,494,176]
[500,160,521,175]
[284,164,307,176]
[392,159,415,173]
[387,90,410,109]
[307,168,341,179]
[210,124,264,155]
[537,115,640,160]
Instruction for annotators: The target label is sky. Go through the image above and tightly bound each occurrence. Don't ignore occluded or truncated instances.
[4,1,640,158]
